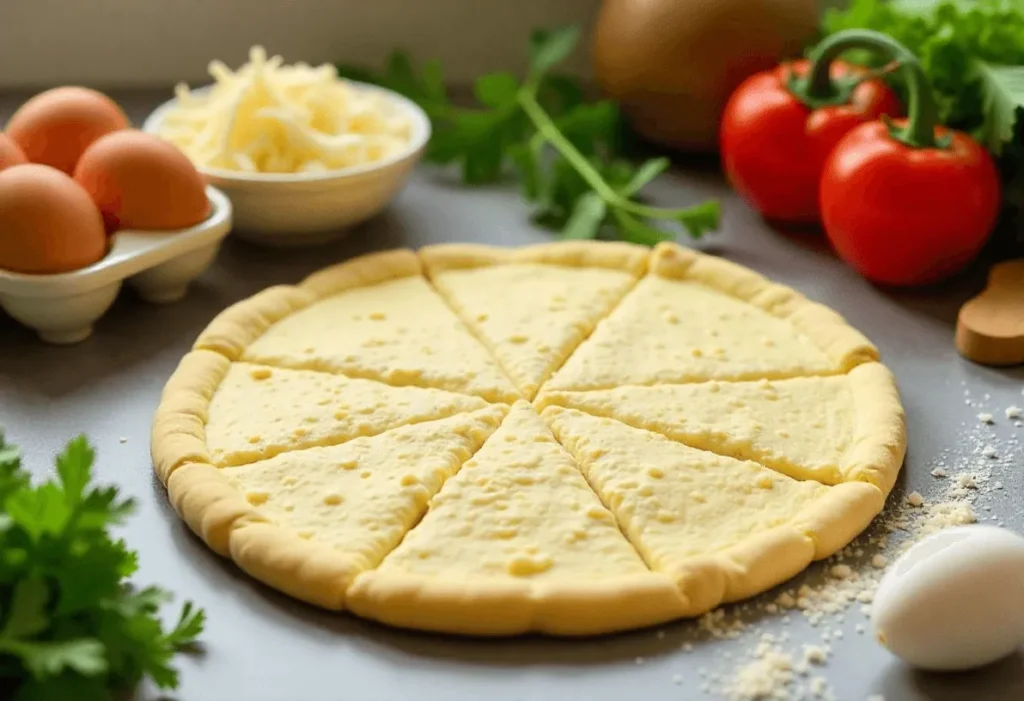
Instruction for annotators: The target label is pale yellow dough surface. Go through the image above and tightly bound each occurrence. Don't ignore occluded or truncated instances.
[244,274,519,403]
[152,241,906,636]
[537,362,904,489]
[207,362,488,467]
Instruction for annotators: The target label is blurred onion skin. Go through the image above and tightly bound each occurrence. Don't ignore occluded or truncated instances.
[592,0,820,153]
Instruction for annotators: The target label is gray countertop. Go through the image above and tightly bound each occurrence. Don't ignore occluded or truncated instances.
[1,91,1023,701]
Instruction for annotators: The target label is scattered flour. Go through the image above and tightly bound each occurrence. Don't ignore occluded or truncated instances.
[666,391,1019,700]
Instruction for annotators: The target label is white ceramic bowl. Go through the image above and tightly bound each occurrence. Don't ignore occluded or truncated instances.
[141,81,431,247]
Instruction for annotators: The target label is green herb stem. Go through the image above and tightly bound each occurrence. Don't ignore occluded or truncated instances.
[517,90,620,202]
[805,28,942,149]
[519,89,710,224]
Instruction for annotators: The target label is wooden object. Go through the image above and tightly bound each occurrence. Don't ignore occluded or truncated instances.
[956,259,1024,366]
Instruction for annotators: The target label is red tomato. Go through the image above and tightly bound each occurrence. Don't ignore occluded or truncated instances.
[720,59,902,225]
[820,120,1002,286]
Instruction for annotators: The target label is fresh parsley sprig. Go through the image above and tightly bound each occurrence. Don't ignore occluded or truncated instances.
[339,26,720,245]
[0,431,204,701]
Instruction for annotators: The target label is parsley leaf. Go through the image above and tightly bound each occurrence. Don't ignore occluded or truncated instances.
[337,25,720,245]
[974,62,1024,153]
[0,430,204,698]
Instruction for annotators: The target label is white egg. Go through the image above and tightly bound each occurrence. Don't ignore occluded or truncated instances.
[872,524,1024,671]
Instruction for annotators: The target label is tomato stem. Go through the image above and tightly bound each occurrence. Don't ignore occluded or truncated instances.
[803,29,943,150]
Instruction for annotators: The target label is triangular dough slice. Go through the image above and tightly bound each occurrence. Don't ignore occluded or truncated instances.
[206,362,490,467]
[372,401,649,579]
[538,362,902,487]
[542,407,884,611]
[545,274,843,392]
[425,256,640,399]
[223,405,506,570]
[347,401,687,635]
[242,276,519,402]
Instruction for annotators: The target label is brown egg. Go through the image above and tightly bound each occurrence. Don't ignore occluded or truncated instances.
[0,133,27,172]
[73,130,210,232]
[0,164,107,274]
[5,86,130,174]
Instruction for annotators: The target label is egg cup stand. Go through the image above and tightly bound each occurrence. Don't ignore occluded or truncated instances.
[0,186,232,345]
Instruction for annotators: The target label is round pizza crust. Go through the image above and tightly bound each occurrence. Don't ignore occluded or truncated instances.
[151,241,907,636]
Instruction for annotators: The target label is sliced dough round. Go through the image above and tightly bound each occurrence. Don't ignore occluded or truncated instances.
[152,241,906,636]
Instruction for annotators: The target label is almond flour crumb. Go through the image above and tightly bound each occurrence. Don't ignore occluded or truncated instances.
[1006,406,1022,419]
[906,491,925,507]
[803,644,829,665]
[829,564,853,579]
[118,436,128,444]
[930,467,946,478]
[982,445,998,458]
[672,674,683,685]
[871,554,888,568]
[724,646,794,700]
[995,481,1004,490]
[855,624,865,634]
[776,592,797,609]
[955,473,977,490]
[978,412,994,424]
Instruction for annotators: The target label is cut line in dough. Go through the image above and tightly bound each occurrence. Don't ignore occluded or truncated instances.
[537,362,906,493]
[422,242,647,399]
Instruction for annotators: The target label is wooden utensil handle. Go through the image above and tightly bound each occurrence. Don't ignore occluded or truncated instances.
[956,259,1024,366]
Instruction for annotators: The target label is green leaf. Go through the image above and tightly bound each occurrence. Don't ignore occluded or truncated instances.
[973,61,1024,153]
[528,26,581,78]
[562,192,607,240]
[3,638,107,679]
[419,59,448,102]
[555,101,620,156]
[12,673,112,701]
[508,138,545,200]
[56,541,133,615]
[333,63,380,84]
[1,580,50,639]
[610,210,673,246]
[474,72,520,108]
[619,157,671,198]
[76,488,135,532]
[384,51,422,98]
[676,200,722,238]
[166,602,205,649]
[5,484,70,541]
[56,435,93,508]
[536,74,586,118]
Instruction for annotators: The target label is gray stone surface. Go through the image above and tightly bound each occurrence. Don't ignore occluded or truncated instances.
[1,92,1023,701]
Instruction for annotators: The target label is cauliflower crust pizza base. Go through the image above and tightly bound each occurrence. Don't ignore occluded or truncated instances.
[152,241,907,636]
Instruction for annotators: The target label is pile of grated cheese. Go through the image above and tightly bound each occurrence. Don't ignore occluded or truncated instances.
[156,46,413,175]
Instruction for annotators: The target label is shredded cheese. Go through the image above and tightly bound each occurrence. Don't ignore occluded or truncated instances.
[156,46,413,174]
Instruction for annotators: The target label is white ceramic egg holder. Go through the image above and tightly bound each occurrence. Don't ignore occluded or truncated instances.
[0,185,232,345]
